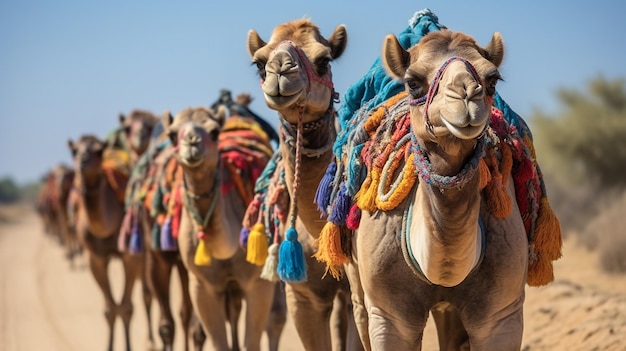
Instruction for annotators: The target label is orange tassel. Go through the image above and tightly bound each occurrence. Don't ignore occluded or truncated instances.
[478,158,491,190]
[314,222,350,279]
[484,174,512,218]
[533,197,563,260]
[527,249,554,287]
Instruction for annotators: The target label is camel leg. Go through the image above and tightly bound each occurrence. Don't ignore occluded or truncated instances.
[330,292,348,351]
[120,252,143,351]
[242,279,273,351]
[345,262,371,351]
[225,282,243,351]
[462,300,524,350]
[150,251,176,350]
[188,273,230,350]
[284,283,334,351]
[88,253,116,351]
[265,282,287,351]
[431,302,469,351]
[176,258,206,351]
[140,251,155,349]
[367,305,429,351]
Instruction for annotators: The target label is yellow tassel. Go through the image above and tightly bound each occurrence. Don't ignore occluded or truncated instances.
[478,158,491,190]
[194,239,212,266]
[527,248,554,287]
[533,197,563,260]
[355,169,380,213]
[314,222,350,279]
[246,223,269,266]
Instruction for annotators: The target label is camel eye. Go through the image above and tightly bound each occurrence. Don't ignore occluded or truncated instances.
[168,131,178,145]
[404,78,426,98]
[485,72,502,96]
[316,57,331,75]
[253,61,266,80]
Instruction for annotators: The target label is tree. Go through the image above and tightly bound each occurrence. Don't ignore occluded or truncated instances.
[532,76,626,192]
[0,177,21,203]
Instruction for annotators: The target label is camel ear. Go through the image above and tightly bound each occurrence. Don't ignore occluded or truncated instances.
[382,34,411,80]
[162,110,173,129]
[67,139,76,156]
[328,24,348,59]
[118,113,126,126]
[247,29,266,58]
[213,105,227,127]
[484,32,504,68]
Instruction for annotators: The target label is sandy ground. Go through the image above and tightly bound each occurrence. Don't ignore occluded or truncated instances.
[1,205,625,351]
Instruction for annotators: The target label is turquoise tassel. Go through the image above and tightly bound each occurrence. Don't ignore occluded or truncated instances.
[277,228,307,282]
[151,222,161,250]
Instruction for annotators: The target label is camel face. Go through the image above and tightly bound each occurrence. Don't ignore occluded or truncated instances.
[383,30,504,144]
[67,135,107,181]
[247,19,347,123]
[163,107,225,169]
[119,110,158,156]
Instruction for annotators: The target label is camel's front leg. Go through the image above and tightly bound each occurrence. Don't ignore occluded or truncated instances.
[176,259,206,351]
[242,278,274,351]
[225,282,243,351]
[284,283,334,351]
[87,253,116,351]
[265,282,287,351]
[188,273,230,351]
[140,251,155,349]
[149,250,176,350]
[367,305,429,351]
[120,252,143,351]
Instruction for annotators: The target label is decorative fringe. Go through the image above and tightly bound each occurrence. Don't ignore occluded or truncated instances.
[260,243,280,282]
[160,218,177,251]
[532,197,563,261]
[314,222,350,279]
[328,184,351,224]
[171,188,182,238]
[277,228,307,283]
[129,218,143,254]
[526,249,554,287]
[151,222,161,250]
[484,174,512,218]
[118,210,133,251]
[478,158,491,190]
[246,223,269,266]
[194,238,212,266]
[150,186,164,217]
[315,161,336,216]
[239,227,250,248]
[346,204,361,230]
[347,145,365,196]
[355,169,380,213]
[242,194,262,229]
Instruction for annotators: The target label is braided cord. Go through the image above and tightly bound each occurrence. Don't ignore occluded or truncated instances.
[289,108,304,229]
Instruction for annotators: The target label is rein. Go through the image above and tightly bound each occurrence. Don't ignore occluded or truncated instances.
[407,56,487,190]
[408,57,483,137]
[181,168,220,240]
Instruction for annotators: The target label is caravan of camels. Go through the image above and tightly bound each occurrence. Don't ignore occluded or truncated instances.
[35,8,561,351]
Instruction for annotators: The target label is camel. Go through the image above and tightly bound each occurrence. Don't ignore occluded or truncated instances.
[119,110,160,166]
[49,163,81,266]
[130,127,206,351]
[162,106,284,351]
[246,19,363,351]
[315,27,562,350]
[68,134,145,351]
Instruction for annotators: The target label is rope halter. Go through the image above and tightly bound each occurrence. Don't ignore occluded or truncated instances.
[408,57,489,190]
[408,57,484,138]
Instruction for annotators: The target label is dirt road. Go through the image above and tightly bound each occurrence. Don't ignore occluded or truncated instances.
[1,206,625,350]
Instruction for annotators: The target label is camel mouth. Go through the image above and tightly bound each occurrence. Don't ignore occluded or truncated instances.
[263,91,304,109]
[179,145,205,168]
[440,116,487,140]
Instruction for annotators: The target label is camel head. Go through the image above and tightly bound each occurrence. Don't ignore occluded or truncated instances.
[119,110,158,157]
[67,135,108,184]
[162,106,226,171]
[382,29,504,156]
[247,19,347,123]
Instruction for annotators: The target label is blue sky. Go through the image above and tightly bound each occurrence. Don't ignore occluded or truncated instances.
[1,1,625,184]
